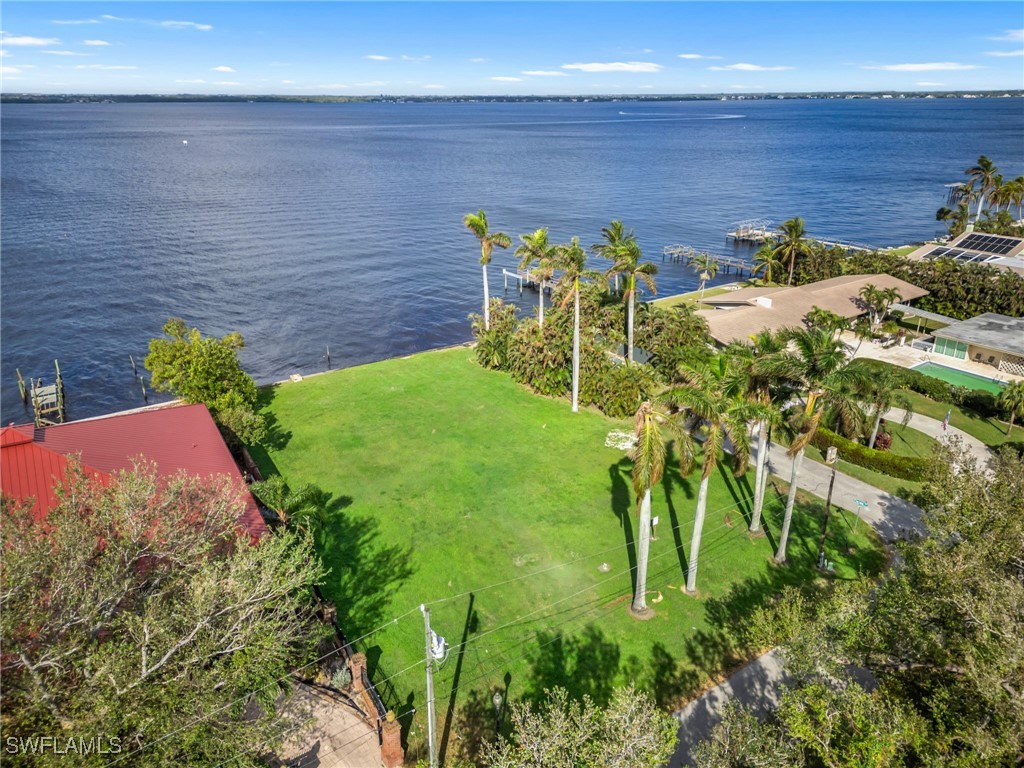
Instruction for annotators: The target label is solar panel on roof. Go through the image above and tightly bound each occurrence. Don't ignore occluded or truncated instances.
[957,233,1019,255]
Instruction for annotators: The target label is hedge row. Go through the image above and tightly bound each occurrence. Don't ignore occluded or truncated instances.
[859,359,1004,420]
[811,426,930,481]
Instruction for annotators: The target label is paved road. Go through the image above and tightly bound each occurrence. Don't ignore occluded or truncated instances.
[667,409,988,765]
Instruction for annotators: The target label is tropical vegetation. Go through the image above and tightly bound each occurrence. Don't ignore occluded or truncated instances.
[463,209,512,332]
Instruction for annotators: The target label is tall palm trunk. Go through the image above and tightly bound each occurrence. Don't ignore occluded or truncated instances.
[685,473,711,593]
[481,264,491,331]
[750,422,768,532]
[632,487,652,614]
[627,276,635,364]
[868,411,884,449]
[538,281,545,329]
[774,448,805,564]
[787,253,796,286]
[571,283,580,413]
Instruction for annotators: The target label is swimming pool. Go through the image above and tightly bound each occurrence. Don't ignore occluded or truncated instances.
[911,362,1006,394]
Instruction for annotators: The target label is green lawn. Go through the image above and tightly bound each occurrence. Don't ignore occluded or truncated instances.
[252,348,885,762]
[652,281,755,310]
[898,390,1016,448]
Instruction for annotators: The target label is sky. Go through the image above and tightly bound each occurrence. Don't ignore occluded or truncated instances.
[1,2,1022,95]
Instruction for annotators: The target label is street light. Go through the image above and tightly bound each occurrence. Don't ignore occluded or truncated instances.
[492,690,503,734]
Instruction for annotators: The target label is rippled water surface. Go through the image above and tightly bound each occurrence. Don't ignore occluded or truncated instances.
[2,99,1022,421]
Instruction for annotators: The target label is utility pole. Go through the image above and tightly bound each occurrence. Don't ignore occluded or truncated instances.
[817,447,838,570]
[420,603,438,768]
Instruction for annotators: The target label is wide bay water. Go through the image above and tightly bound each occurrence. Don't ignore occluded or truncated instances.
[2,98,1022,422]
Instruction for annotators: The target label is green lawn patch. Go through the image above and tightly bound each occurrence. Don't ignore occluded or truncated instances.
[652,281,756,310]
[898,390,1016,448]
[252,348,885,762]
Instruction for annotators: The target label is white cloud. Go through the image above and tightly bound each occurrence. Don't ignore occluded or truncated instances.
[159,20,212,31]
[678,53,721,60]
[986,49,1024,57]
[862,62,981,71]
[0,65,21,74]
[916,81,944,87]
[356,80,386,87]
[365,54,390,61]
[423,84,445,89]
[1,35,61,46]
[469,58,487,63]
[989,29,1023,42]
[214,81,241,86]
[318,83,350,89]
[175,79,206,84]
[281,79,294,84]
[402,54,430,61]
[83,40,110,46]
[0,50,7,57]
[74,64,137,70]
[638,84,654,89]
[521,70,568,77]
[210,65,235,72]
[562,61,662,73]
[709,62,794,71]
[491,76,524,82]
[52,19,99,25]
[43,50,91,56]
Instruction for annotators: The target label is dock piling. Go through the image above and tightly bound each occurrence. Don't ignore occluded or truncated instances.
[130,354,137,376]
[17,369,27,404]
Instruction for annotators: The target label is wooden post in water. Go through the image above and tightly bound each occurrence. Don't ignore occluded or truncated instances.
[139,375,148,403]
[326,345,331,370]
[130,354,137,376]
[54,360,64,398]
[17,369,27,404]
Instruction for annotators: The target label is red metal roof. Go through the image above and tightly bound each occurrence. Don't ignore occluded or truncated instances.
[1,404,267,538]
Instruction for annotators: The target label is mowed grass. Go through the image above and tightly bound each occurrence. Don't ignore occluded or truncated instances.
[898,389,1017,448]
[252,348,885,760]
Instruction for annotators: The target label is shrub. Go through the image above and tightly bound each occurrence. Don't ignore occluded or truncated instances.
[508,317,572,398]
[811,427,930,481]
[579,352,655,419]
[470,299,519,371]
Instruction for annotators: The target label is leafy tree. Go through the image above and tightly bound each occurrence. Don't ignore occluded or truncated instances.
[516,228,558,329]
[861,366,913,449]
[250,474,328,540]
[482,685,677,768]
[997,380,1024,436]
[757,327,869,564]
[145,318,266,444]
[803,306,847,339]
[691,252,720,302]
[464,209,512,331]
[697,442,1024,766]
[965,155,999,223]
[857,283,902,328]
[774,217,811,286]
[0,462,329,766]
[665,355,767,592]
[935,202,970,238]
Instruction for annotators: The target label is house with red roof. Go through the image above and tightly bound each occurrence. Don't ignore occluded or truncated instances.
[1,403,267,538]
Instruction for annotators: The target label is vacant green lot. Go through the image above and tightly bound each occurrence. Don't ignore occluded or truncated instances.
[253,348,884,761]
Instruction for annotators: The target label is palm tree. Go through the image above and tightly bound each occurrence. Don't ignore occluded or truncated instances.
[774,217,811,286]
[592,220,634,295]
[724,330,789,534]
[463,210,512,332]
[757,327,869,564]
[629,401,689,616]
[751,242,784,285]
[600,238,657,364]
[966,155,999,223]
[556,237,600,413]
[858,284,902,328]
[862,368,913,449]
[997,381,1024,436]
[515,228,558,328]
[691,252,720,303]
[665,356,768,592]
[935,203,970,238]
[250,475,328,538]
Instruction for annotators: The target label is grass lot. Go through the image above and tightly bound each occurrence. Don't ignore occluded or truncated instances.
[252,348,885,762]
[652,281,755,310]
[898,390,1017,448]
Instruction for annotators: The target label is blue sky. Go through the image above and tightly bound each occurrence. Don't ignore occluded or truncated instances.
[2,2,1022,95]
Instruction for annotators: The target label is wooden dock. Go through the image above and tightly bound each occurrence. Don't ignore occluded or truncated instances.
[502,268,555,295]
[725,218,873,252]
[662,245,752,277]
[19,360,67,426]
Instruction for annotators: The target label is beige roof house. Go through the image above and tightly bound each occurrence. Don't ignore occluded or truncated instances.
[904,231,1024,276]
[697,274,928,345]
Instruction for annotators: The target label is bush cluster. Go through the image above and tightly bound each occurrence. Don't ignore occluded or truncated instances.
[811,426,930,481]
[859,359,1005,420]
[471,292,711,419]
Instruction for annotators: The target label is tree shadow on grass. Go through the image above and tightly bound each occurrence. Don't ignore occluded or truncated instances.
[715,460,751,529]
[317,501,414,657]
[661,442,693,581]
[609,459,637,594]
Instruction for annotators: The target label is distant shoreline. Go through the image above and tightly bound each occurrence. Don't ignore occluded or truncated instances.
[3,90,1023,105]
